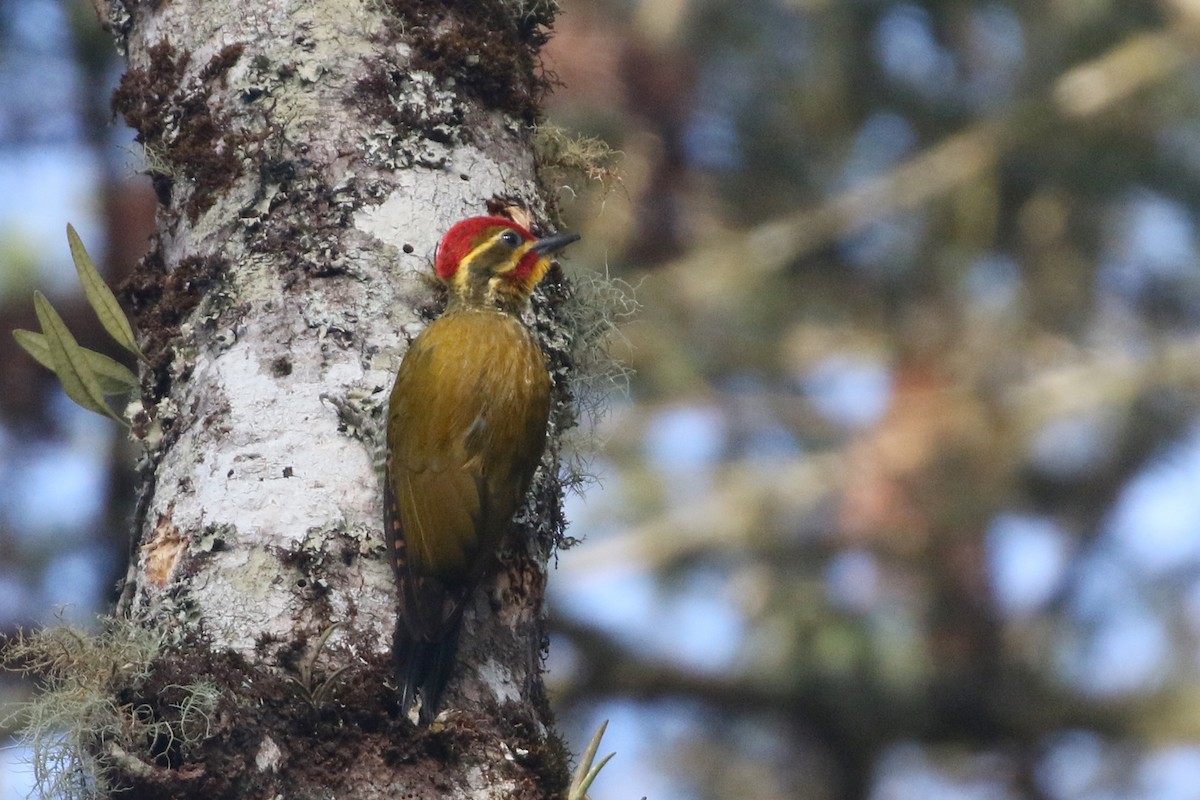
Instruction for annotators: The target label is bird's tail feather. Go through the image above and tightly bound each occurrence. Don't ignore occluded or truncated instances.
[394,602,465,724]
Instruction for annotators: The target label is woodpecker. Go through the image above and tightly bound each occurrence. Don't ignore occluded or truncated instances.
[386,215,579,724]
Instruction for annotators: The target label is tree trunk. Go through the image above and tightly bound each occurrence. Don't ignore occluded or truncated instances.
[90,0,571,796]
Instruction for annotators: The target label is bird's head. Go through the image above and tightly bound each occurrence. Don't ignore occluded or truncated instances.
[435,216,580,312]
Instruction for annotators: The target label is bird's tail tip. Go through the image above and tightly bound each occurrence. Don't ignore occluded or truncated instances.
[394,624,461,725]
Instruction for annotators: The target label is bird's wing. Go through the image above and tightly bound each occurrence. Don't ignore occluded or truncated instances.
[387,325,485,588]
[386,312,550,589]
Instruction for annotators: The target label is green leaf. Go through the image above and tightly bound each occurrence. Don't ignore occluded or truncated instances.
[15,328,139,395]
[67,223,142,358]
[13,329,138,395]
[32,292,124,424]
[568,719,614,800]
[82,349,139,395]
[13,328,54,372]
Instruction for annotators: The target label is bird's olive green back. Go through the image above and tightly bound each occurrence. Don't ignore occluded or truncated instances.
[386,308,551,587]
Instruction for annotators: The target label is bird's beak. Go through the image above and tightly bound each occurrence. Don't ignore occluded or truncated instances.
[531,232,581,254]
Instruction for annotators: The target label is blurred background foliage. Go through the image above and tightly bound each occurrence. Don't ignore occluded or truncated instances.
[4,0,1200,798]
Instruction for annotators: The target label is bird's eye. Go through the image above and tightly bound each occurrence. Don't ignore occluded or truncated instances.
[500,230,521,247]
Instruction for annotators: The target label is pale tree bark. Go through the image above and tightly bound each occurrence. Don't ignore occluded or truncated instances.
[86,0,574,796]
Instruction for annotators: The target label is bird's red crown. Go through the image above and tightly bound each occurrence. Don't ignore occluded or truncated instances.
[435,216,538,282]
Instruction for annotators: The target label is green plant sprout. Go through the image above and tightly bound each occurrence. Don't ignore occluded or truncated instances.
[567,719,614,800]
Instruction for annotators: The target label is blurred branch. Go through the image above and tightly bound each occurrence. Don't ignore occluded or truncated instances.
[572,333,1200,575]
[550,614,1200,745]
[1004,334,1200,435]
[562,453,843,574]
[1161,0,1200,37]
[660,24,1195,309]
